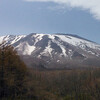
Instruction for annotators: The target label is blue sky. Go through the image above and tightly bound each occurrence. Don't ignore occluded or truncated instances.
[0,0,100,43]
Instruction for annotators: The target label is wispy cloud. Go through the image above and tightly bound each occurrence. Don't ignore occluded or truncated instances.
[24,0,100,20]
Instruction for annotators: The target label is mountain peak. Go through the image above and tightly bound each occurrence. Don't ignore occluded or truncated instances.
[0,33,100,68]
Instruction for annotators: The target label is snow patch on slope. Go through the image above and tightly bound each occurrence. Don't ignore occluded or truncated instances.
[41,41,53,57]
[0,35,26,44]
[59,44,67,57]
[48,34,55,40]
[10,35,26,44]
[33,34,44,45]
[56,35,100,50]
[16,42,35,55]
[0,36,5,43]
[52,38,67,57]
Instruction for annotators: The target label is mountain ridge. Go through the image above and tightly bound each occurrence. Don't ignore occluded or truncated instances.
[1,33,98,43]
[0,33,100,69]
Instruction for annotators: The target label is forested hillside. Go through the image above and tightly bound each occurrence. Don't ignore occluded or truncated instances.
[27,68,100,100]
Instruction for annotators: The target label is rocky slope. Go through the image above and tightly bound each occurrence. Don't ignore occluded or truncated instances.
[0,33,100,69]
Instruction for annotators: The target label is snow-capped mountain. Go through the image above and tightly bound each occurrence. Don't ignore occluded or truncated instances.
[0,33,100,69]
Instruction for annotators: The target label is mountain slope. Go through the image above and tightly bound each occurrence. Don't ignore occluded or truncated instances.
[0,33,100,69]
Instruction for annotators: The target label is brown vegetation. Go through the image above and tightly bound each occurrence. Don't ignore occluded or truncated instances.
[0,44,27,99]
[26,68,100,100]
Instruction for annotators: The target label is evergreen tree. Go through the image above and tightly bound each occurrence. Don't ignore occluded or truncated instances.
[0,43,27,99]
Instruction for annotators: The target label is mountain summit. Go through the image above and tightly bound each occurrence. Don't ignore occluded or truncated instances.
[0,33,100,69]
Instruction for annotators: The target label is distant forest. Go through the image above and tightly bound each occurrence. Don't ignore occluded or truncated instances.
[0,44,100,100]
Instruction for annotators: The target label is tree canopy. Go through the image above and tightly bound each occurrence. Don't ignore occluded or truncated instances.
[0,43,27,99]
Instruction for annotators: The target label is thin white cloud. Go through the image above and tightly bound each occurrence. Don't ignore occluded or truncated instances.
[25,0,100,20]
